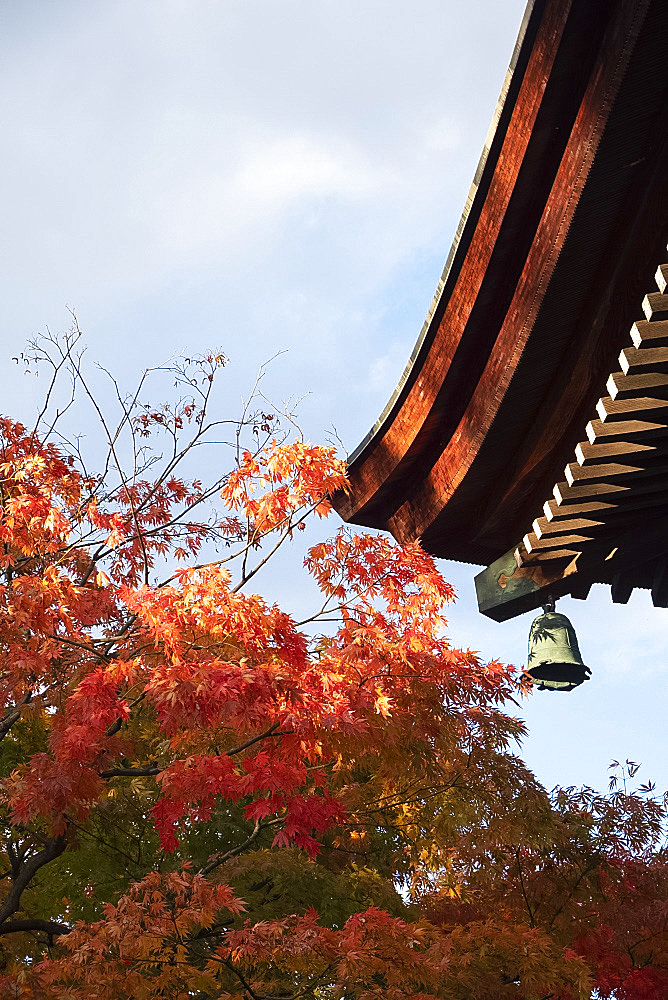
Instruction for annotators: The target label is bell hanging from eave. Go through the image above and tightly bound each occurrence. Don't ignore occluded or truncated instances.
[526,599,591,692]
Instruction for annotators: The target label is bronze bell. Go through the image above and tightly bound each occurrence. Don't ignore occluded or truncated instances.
[526,603,591,692]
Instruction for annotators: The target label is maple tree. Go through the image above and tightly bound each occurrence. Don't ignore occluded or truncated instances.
[0,327,665,999]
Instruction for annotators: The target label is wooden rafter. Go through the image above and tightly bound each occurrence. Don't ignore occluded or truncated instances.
[476,253,668,620]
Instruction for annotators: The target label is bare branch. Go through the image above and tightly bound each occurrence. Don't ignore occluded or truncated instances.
[77,366,152,584]
[199,817,282,877]
[29,316,83,443]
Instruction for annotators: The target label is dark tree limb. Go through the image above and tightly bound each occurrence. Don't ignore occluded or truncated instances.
[0,836,66,927]
[0,693,32,743]
[100,722,287,779]
[105,690,145,738]
[99,764,161,779]
[0,917,70,939]
[198,817,282,877]
[515,847,535,928]
[226,722,281,756]
[219,957,263,1000]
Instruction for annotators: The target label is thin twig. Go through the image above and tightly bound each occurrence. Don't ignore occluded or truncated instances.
[199,817,282,877]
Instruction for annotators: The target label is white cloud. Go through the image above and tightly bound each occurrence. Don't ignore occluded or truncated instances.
[0,0,525,311]
[125,129,392,275]
[235,135,382,202]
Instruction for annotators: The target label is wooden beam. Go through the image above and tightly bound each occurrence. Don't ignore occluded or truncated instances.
[585,417,668,443]
[606,371,668,399]
[652,562,668,608]
[476,519,668,622]
[475,549,571,622]
[523,531,595,554]
[555,480,629,502]
[630,319,668,348]
[565,458,668,487]
[619,345,668,375]
[546,493,668,523]
[555,475,668,504]
[596,395,668,421]
[515,543,581,566]
[533,514,605,537]
[544,498,617,520]
[656,263,668,294]
[574,440,656,465]
[611,572,634,604]
[565,461,645,487]
[642,292,668,321]
[570,579,593,601]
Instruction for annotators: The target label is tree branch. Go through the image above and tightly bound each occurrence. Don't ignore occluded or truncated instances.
[515,847,535,928]
[0,917,70,939]
[0,693,32,743]
[105,690,145,738]
[226,722,281,756]
[199,817,282,877]
[100,723,287,779]
[0,836,66,927]
[220,956,263,1000]
[99,764,161,779]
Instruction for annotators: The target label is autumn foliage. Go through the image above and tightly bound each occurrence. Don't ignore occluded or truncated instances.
[0,333,665,999]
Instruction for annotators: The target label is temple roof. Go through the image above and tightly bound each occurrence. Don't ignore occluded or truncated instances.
[333,0,668,614]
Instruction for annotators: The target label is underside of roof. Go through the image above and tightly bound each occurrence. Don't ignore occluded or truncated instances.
[333,0,668,588]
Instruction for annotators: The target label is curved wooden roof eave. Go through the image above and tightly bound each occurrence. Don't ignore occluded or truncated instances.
[334,0,668,572]
[345,0,538,469]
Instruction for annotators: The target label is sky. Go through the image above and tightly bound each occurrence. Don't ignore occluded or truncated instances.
[1,0,666,799]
